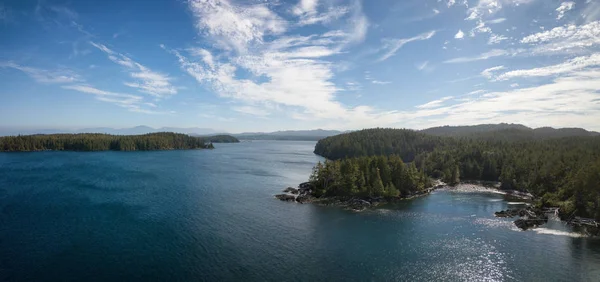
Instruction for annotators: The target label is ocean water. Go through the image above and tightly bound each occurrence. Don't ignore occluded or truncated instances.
[1,141,599,281]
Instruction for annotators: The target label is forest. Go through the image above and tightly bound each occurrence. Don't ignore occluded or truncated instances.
[202,135,240,143]
[312,128,600,220]
[308,155,432,198]
[0,132,226,151]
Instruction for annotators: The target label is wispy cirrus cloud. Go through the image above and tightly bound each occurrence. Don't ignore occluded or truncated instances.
[481,65,505,79]
[61,84,167,114]
[0,62,80,84]
[90,42,177,97]
[444,49,509,63]
[378,30,436,62]
[416,96,454,109]
[495,54,600,80]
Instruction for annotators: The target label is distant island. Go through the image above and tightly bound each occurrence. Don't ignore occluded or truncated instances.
[277,124,600,233]
[0,132,239,152]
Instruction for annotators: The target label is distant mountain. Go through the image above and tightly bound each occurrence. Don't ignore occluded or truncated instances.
[0,126,220,136]
[420,123,599,140]
[235,129,343,141]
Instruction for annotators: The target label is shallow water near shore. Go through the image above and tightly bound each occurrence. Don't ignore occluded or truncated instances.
[1,141,600,281]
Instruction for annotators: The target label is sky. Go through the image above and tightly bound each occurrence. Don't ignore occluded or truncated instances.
[1,0,599,133]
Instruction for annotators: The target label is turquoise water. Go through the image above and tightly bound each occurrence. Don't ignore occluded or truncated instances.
[1,141,599,281]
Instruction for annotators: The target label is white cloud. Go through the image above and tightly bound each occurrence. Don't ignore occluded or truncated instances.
[481,65,505,78]
[0,62,80,84]
[91,42,177,97]
[455,29,465,39]
[510,83,519,87]
[466,89,487,95]
[556,2,575,20]
[411,70,600,131]
[346,1,369,44]
[188,0,287,53]
[417,61,429,71]
[520,21,600,55]
[466,0,535,21]
[293,0,319,15]
[487,18,506,24]
[298,6,349,26]
[488,34,508,44]
[447,0,456,7]
[416,96,454,109]
[60,84,167,114]
[433,9,440,14]
[469,20,492,37]
[378,30,436,61]
[372,80,391,85]
[444,49,508,63]
[495,53,600,80]
[232,105,270,116]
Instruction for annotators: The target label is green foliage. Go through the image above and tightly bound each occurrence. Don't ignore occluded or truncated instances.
[0,132,217,152]
[309,155,431,198]
[314,128,600,219]
[203,135,240,143]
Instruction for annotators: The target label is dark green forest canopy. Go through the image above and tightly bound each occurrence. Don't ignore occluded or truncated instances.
[313,128,600,219]
[0,132,238,151]
[309,155,432,198]
[203,135,240,143]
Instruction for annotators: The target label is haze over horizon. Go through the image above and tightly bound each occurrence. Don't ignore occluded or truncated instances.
[2,0,600,132]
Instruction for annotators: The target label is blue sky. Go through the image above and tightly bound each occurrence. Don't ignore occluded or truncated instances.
[1,0,599,132]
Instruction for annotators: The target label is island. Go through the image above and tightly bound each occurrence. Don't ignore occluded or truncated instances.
[0,132,239,152]
[277,126,600,235]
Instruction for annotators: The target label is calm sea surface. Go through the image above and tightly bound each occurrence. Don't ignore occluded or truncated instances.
[1,141,599,281]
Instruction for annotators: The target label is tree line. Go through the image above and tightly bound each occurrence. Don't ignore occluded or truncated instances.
[313,128,600,219]
[309,155,432,198]
[0,132,221,151]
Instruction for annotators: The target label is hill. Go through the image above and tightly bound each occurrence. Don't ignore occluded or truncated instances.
[420,124,598,140]
[312,127,600,220]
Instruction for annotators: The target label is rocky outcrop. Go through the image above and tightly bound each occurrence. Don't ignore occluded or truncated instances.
[283,187,299,194]
[494,208,548,230]
[296,195,314,204]
[275,194,296,202]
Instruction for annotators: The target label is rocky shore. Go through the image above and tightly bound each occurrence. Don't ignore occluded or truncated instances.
[494,207,600,236]
[494,207,549,230]
[274,182,442,211]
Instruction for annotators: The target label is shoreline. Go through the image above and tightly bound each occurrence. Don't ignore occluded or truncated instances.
[275,181,599,235]
[275,182,443,211]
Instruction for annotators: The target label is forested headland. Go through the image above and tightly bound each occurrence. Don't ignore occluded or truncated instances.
[202,135,240,143]
[310,127,600,219]
[0,132,240,151]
